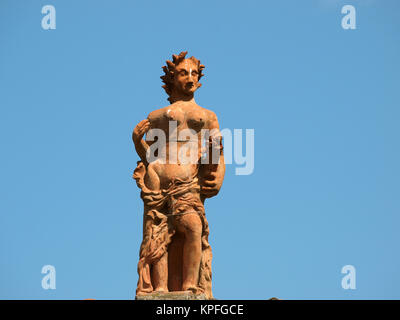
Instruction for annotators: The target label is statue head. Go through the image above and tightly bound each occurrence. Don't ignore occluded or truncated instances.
[161,51,205,103]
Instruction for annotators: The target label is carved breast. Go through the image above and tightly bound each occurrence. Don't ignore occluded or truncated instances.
[186,109,206,132]
[151,104,208,136]
[164,107,184,126]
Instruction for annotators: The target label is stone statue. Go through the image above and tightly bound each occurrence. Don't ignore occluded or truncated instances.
[132,51,225,299]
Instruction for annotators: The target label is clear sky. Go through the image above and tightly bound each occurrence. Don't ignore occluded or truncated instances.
[0,0,399,300]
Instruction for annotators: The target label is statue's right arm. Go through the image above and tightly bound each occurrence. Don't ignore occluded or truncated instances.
[132,119,151,165]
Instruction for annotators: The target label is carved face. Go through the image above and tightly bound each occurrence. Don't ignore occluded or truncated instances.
[173,59,199,96]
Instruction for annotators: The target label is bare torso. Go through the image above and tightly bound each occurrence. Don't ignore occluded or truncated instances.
[145,101,216,190]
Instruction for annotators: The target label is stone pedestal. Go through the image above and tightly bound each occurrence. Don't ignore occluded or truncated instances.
[135,291,208,300]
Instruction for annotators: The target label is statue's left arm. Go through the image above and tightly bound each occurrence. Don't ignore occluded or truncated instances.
[199,111,225,199]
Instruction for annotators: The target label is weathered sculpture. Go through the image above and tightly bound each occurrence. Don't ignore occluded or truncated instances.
[132,51,225,299]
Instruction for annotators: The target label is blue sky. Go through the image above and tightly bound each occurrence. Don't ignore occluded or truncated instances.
[0,0,399,299]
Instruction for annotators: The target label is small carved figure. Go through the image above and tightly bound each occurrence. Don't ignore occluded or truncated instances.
[133,51,225,299]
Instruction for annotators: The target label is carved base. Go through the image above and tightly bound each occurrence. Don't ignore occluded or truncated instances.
[135,291,208,300]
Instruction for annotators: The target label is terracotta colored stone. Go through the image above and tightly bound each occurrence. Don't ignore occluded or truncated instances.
[135,291,207,301]
[132,51,225,300]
